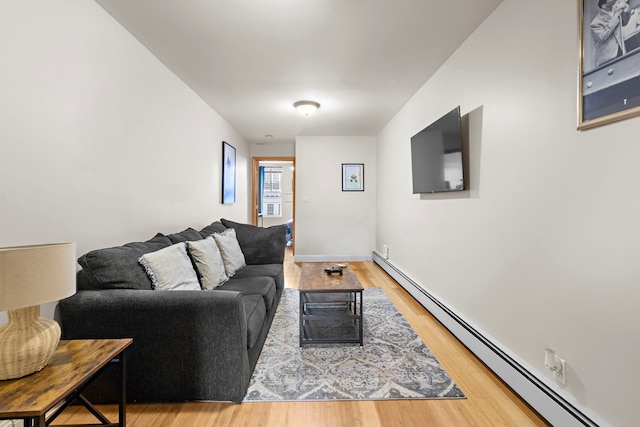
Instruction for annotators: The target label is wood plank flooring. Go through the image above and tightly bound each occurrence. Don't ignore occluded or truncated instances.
[55,250,549,426]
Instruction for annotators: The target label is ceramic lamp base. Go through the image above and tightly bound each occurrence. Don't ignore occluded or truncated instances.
[0,305,61,380]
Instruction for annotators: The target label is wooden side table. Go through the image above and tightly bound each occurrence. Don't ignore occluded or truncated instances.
[0,339,132,427]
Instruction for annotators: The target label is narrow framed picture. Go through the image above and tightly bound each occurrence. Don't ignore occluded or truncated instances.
[342,163,364,191]
[578,0,640,130]
[222,141,236,204]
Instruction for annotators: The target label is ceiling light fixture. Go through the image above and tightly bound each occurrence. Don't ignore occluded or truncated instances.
[293,100,320,116]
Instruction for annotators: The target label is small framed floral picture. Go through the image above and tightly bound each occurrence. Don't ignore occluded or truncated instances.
[342,163,364,191]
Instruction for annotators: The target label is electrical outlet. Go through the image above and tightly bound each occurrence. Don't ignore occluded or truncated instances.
[382,244,389,259]
[555,357,567,386]
[545,348,567,386]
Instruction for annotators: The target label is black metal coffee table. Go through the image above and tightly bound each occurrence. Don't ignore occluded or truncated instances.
[298,263,363,346]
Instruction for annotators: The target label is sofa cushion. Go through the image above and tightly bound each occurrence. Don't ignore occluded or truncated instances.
[186,236,228,289]
[242,294,266,349]
[139,242,201,291]
[212,228,246,277]
[220,219,286,265]
[199,221,227,238]
[78,233,172,290]
[167,228,203,244]
[231,264,284,294]
[219,275,276,312]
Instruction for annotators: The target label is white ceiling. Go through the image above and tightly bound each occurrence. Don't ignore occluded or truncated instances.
[96,0,503,145]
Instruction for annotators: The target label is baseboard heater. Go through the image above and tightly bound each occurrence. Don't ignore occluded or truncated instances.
[372,251,599,427]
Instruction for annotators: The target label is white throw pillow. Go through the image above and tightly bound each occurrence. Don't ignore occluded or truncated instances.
[212,228,246,277]
[139,242,201,291]
[187,236,228,289]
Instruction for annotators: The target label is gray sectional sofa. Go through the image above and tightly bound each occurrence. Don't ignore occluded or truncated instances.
[58,219,287,403]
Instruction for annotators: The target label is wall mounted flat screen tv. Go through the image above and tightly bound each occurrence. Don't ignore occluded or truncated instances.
[410,106,464,194]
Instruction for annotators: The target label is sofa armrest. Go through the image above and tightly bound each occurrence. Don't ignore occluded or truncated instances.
[59,289,251,402]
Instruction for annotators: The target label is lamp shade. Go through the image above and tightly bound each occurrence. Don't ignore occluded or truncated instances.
[0,242,76,311]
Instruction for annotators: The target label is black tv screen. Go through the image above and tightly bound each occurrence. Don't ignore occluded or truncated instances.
[410,106,464,194]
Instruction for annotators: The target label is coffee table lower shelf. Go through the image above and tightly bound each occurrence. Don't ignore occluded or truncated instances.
[299,290,363,346]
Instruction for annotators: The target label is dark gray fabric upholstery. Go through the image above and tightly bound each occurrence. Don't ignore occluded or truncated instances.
[166,227,203,243]
[230,264,284,298]
[199,221,227,238]
[220,276,277,312]
[60,289,252,403]
[242,294,266,348]
[77,233,171,290]
[59,220,285,404]
[76,269,95,291]
[220,218,286,265]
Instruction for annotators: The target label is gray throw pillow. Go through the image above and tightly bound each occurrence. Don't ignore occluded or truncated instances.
[187,236,228,289]
[78,233,172,290]
[166,228,203,244]
[220,218,286,265]
[139,242,201,291]
[199,221,227,238]
[212,228,246,277]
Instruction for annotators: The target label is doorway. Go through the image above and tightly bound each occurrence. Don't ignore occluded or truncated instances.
[251,157,295,250]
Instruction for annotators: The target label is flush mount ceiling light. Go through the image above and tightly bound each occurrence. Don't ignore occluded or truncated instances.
[293,100,320,116]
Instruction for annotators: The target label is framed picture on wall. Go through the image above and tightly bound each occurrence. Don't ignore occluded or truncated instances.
[222,141,236,204]
[342,163,364,191]
[578,0,640,129]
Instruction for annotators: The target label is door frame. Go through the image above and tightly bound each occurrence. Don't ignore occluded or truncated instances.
[251,156,295,252]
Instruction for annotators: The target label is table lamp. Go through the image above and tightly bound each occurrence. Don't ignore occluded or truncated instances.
[0,242,76,380]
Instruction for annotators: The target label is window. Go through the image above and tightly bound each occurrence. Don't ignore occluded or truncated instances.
[265,202,281,216]
[264,168,281,192]
[262,167,282,217]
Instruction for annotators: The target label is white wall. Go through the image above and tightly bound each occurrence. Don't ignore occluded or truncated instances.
[376,1,638,426]
[0,1,249,322]
[295,136,376,261]
[251,142,295,158]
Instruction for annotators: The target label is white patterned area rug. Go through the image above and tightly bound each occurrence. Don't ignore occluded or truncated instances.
[244,288,465,402]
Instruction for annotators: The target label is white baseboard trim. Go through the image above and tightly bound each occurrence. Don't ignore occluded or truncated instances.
[372,251,601,427]
[293,254,372,263]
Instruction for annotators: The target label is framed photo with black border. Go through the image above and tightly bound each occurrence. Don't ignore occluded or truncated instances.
[578,0,640,130]
[222,141,236,204]
[342,163,364,191]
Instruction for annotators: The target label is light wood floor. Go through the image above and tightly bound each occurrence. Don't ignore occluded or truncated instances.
[57,250,549,426]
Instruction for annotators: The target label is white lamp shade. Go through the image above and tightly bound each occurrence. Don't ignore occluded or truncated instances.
[0,242,76,311]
